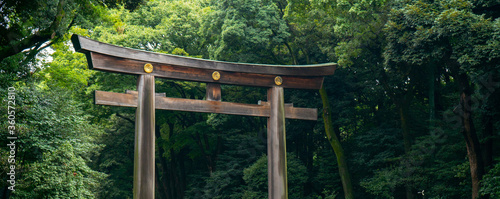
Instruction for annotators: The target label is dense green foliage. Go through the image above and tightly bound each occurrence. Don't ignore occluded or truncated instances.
[0,86,106,198]
[1,0,499,198]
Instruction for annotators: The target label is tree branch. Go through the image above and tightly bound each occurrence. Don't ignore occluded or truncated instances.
[116,113,134,125]
[0,0,67,61]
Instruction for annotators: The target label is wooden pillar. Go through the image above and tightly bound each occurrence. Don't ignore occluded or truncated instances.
[267,86,287,199]
[133,74,155,199]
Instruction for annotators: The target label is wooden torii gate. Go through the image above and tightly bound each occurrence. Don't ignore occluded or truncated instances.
[71,34,336,199]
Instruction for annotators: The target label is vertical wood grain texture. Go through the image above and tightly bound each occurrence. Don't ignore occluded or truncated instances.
[206,83,221,101]
[267,87,288,199]
[133,75,155,199]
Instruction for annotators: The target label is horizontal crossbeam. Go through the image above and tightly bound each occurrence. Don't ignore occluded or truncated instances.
[88,52,325,89]
[95,90,317,120]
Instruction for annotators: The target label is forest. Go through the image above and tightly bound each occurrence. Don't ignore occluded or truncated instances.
[0,0,499,198]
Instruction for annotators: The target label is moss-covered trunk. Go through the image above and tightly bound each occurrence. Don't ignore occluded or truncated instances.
[319,87,354,199]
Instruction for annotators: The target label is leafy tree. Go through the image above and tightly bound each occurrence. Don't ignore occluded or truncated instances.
[481,162,500,198]
[204,0,291,63]
[15,142,106,198]
[185,132,265,199]
[243,153,308,199]
[92,0,210,57]
[0,85,106,198]
[93,114,135,199]
[103,0,147,11]
[384,0,500,197]
[37,28,95,99]
[0,0,106,87]
[281,1,360,197]
[319,86,354,199]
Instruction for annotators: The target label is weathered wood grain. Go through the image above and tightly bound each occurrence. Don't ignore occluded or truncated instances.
[267,87,288,199]
[206,83,221,101]
[94,91,317,120]
[89,52,325,89]
[72,34,337,77]
[133,75,155,199]
[95,90,137,107]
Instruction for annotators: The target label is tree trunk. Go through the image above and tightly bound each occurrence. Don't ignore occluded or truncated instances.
[0,0,68,61]
[397,99,415,199]
[429,63,436,124]
[155,122,187,199]
[482,76,499,170]
[155,125,170,199]
[380,67,415,199]
[193,132,216,175]
[178,149,187,199]
[452,65,484,199]
[319,87,354,199]
[483,112,493,170]
[398,100,412,154]
[1,186,10,199]
[459,91,484,199]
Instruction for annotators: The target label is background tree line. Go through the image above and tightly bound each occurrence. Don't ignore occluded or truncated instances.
[1,0,499,198]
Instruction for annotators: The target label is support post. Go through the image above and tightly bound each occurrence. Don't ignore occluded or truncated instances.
[267,86,287,199]
[206,83,221,101]
[133,74,155,199]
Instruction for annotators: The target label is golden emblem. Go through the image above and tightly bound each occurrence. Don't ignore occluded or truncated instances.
[144,63,153,73]
[274,76,283,86]
[212,71,221,81]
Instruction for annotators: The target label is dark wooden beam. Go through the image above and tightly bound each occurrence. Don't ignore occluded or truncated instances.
[72,34,336,77]
[95,90,137,108]
[94,91,317,121]
[88,52,325,89]
[155,96,269,117]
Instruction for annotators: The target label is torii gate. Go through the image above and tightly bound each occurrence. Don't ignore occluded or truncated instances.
[71,34,336,199]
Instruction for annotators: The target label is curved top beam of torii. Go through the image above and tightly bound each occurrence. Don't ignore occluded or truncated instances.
[71,34,336,90]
